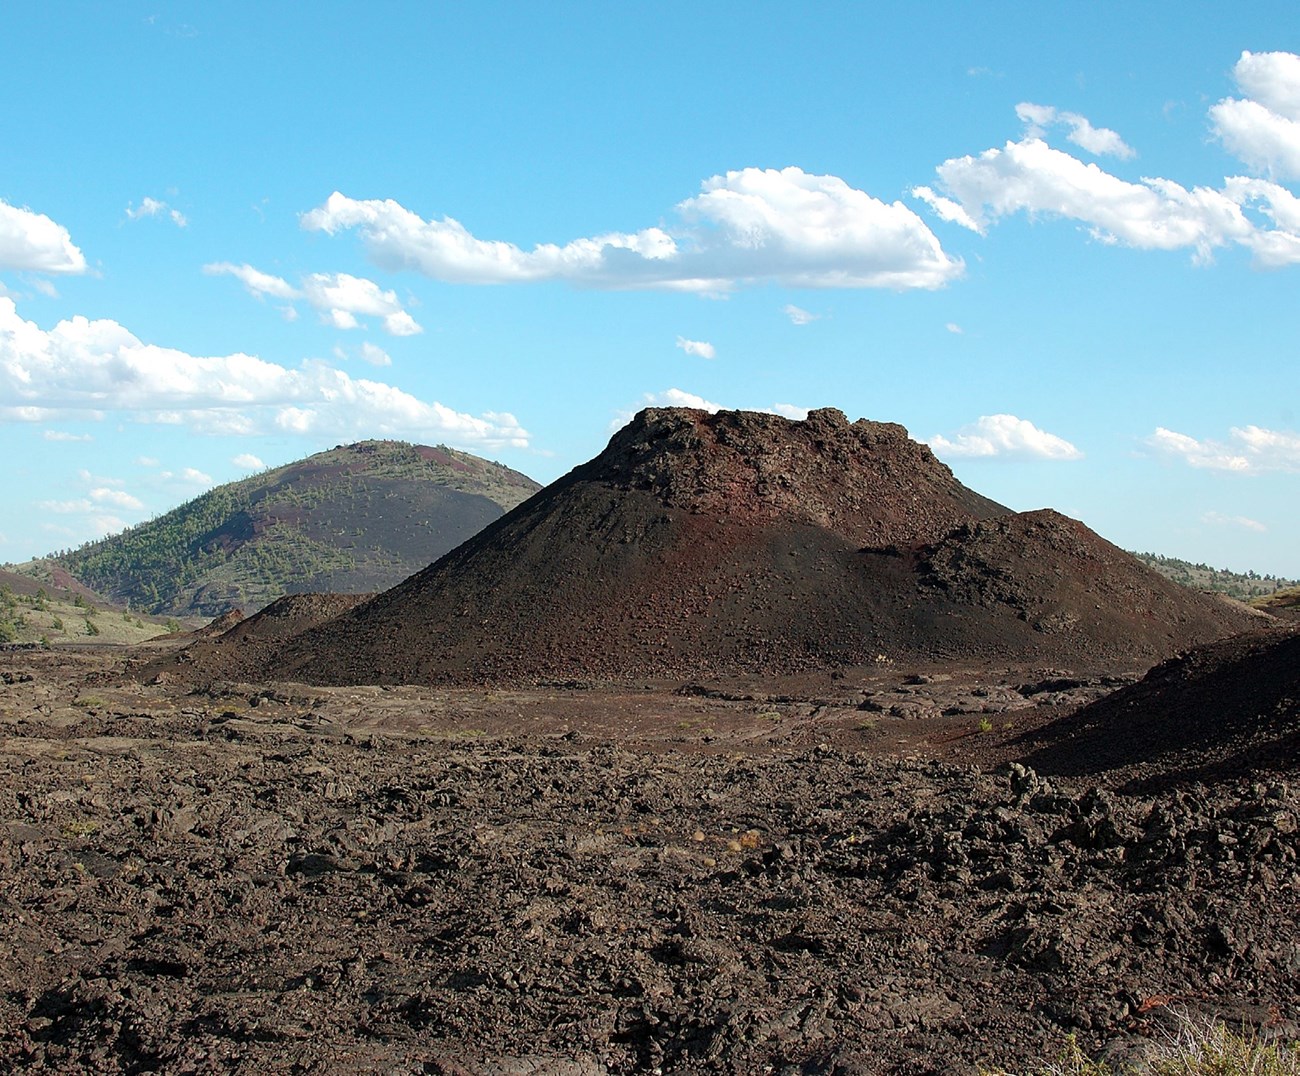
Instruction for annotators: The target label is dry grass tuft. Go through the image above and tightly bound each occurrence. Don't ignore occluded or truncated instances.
[984,1010,1300,1076]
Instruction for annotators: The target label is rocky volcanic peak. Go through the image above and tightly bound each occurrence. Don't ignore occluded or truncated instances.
[589,407,1007,546]
[169,407,1267,687]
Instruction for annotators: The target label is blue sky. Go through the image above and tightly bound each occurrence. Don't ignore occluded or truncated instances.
[3,2,1299,577]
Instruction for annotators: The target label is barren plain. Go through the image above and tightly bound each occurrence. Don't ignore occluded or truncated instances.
[1,629,1296,1075]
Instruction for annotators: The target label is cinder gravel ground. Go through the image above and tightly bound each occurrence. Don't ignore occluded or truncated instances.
[2,643,1296,1074]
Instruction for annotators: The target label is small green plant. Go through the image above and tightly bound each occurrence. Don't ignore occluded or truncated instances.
[976,716,994,734]
[61,820,99,838]
[84,618,99,636]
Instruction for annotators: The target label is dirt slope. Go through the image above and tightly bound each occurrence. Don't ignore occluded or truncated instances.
[209,408,1262,687]
[1020,626,1300,788]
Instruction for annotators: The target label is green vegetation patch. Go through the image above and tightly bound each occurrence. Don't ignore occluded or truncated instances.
[1131,552,1299,602]
[44,440,540,617]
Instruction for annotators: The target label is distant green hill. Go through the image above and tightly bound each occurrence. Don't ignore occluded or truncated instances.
[40,441,541,617]
[1129,551,1299,602]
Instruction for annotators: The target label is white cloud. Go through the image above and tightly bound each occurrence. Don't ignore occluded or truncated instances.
[1147,424,1300,473]
[911,186,983,232]
[37,473,144,539]
[1210,51,1300,180]
[928,414,1083,460]
[675,336,716,360]
[783,304,820,325]
[0,198,87,274]
[43,430,92,442]
[232,453,264,470]
[1014,102,1136,159]
[126,196,187,228]
[771,403,810,420]
[945,322,963,334]
[923,136,1255,261]
[358,342,392,366]
[39,498,95,514]
[205,263,422,336]
[77,469,123,487]
[646,388,724,412]
[918,71,1300,268]
[90,487,143,509]
[300,273,423,336]
[0,296,529,450]
[302,167,963,293]
[137,456,159,467]
[204,261,300,300]
[1202,510,1267,533]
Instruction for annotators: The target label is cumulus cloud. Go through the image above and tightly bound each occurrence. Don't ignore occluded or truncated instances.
[91,487,144,510]
[1014,102,1136,159]
[646,388,723,412]
[204,262,300,300]
[299,273,422,336]
[783,304,820,325]
[920,136,1255,262]
[126,196,188,228]
[945,322,963,334]
[1146,424,1300,473]
[38,477,144,540]
[301,167,963,293]
[675,336,716,360]
[927,415,1083,460]
[0,198,87,274]
[358,342,392,367]
[1210,51,1300,180]
[1202,510,1267,533]
[232,453,264,470]
[160,467,213,487]
[0,296,528,450]
[916,62,1300,269]
[204,263,422,335]
[910,186,982,232]
[40,498,96,514]
[771,403,811,420]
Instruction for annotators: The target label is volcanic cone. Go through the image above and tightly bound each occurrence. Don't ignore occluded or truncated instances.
[236,407,1262,686]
